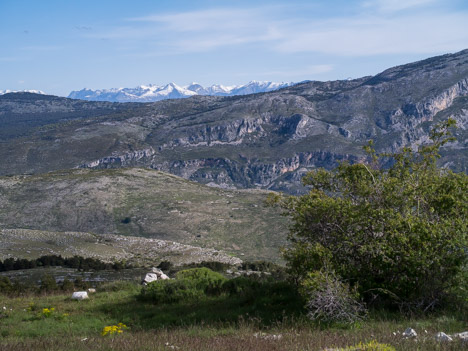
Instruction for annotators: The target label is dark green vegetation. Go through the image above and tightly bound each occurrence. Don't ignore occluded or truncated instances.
[274,119,468,313]
[1,276,467,351]
[1,50,467,193]
[0,255,130,272]
[0,168,287,262]
[0,273,96,294]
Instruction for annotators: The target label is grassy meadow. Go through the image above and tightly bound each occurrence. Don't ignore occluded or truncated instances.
[1,280,467,351]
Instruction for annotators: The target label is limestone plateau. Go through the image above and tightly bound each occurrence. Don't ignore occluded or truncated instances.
[1,49,467,193]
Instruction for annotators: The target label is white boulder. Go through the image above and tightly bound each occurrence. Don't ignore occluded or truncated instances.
[72,291,89,300]
[142,268,170,285]
[453,331,468,342]
[402,328,417,338]
[142,273,158,285]
[435,332,453,342]
[87,288,96,293]
[151,267,164,275]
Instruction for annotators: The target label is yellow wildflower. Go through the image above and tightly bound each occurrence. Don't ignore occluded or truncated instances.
[101,323,127,336]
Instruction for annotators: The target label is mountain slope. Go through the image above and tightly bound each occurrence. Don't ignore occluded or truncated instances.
[0,168,288,262]
[0,228,242,266]
[1,50,467,193]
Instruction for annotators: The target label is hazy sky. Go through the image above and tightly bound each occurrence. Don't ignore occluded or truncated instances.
[1,0,467,96]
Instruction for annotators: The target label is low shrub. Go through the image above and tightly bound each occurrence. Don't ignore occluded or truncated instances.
[176,267,227,294]
[169,261,232,275]
[221,276,261,298]
[221,276,303,310]
[61,278,75,291]
[40,274,58,292]
[141,279,201,304]
[141,268,227,304]
[0,276,13,294]
[302,270,366,325]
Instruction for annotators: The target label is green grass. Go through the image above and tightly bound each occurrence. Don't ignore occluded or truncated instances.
[1,283,467,350]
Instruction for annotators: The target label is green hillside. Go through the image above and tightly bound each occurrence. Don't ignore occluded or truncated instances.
[0,168,288,262]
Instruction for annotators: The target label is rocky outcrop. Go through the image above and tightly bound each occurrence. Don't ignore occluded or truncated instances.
[149,151,359,191]
[80,148,156,168]
[163,118,265,147]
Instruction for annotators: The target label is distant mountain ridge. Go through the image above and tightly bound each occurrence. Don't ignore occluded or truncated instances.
[1,49,467,194]
[68,81,295,102]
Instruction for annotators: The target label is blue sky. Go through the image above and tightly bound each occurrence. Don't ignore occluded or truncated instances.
[1,0,467,96]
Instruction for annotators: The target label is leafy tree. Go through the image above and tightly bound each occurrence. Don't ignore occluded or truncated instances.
[272,119,467,310]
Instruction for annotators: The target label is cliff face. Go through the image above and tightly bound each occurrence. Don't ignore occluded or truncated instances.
[1,50,468,192]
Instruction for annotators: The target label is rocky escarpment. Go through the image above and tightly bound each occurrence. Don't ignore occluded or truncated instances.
[81,149,359,193]
[1,50,468,190]
[82,148,156,168]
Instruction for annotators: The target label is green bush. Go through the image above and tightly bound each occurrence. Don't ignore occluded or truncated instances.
[173,261,231,273]
[0,276,13,294]
[141,268,227,304]
[176,267,227,294]
[141,279,202,304]
[61,278,75,291]
[40,274,58,292]
[221,276,261,299]
[221,276,303,310]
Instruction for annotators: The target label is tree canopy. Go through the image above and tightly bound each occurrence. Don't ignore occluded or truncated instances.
[271,119,468,310]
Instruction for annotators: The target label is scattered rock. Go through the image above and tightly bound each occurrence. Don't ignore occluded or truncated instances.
[435,332,453,342]
[71,291,89,300]
[87,288,96,293]
[253,332,283,340]
[165,342,180,349]
[453,331,468,342]
[402,328,417,338]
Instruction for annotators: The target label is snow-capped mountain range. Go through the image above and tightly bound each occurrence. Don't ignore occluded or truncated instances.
[68,81,295,102]
[0,89,45,95]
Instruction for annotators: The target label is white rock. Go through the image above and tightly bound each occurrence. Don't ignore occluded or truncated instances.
[160,273,170,280]
[435,332,453,342]
[402,328,417,338]
[253,332,282,340]
[151,267,164,275]
[72,291,89,300]
[453,331,468,342]
[87,288,96,293]
[142,273,158,285]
